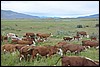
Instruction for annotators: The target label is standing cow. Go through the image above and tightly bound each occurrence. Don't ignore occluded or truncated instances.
[82,40,99,48]
[77,31,88,37]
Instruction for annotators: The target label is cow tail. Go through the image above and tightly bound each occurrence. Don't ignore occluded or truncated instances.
[54,56,63,66]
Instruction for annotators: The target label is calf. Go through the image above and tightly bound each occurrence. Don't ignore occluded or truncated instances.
[63,37,73,41]
[91,37,97,41]
[82,40,99,48]
[54,56,98,66]
[73,36,81,41]
[77,31,87,37]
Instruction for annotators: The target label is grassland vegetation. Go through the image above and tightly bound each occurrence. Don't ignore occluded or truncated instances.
[1,18,99,66]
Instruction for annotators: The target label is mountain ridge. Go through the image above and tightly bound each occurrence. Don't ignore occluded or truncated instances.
[1,10,99,19]
[77,14,99,18]
[1,10,40,19]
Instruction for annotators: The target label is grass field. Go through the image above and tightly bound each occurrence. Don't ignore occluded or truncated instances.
[1,18,99,66]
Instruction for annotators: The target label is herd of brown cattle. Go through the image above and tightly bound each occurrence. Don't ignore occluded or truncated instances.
[1,31,99,66]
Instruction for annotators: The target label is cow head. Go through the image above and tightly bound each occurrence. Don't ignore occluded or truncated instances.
[50,33,53,37]
[57,48,63,56]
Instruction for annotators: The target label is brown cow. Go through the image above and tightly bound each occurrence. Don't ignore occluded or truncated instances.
[77,31,87,37]
[45,45,61,57]
[36,33,53,40]
[30,45,63,61]
[19,45,35,61]
[73,36,81,41]
[18,40,34,45]
[26,33,35,37]
[82,40,99,48]
[54,56,98,66]
[63,37,73,41]
[61,44,86,54]
[11,39,35,45]
[91,37,97,41]
[1,44,17,53]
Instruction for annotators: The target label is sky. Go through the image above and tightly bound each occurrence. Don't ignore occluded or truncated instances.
[1,1,99,18]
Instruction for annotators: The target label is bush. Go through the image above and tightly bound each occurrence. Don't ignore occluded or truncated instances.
[85,25,89,27]
[95,24,99,27]
[77,25,83,28]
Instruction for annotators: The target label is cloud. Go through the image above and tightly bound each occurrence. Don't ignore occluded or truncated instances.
[1,1,99,18]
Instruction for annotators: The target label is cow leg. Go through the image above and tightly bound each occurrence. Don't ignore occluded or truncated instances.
[83,35,85,37]
[75,51,79,55]
[30,55,35,62]
[74,37,75,40]
[19,54,24,61]
[24,54,28,61]
[78,38,79,41]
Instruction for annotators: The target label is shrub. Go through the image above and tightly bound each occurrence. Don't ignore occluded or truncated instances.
[95,24,99,27]
[77,25,83,28]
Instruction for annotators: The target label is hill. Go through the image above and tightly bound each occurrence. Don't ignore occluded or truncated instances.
[77,14,99,18]
[1,10,40,19]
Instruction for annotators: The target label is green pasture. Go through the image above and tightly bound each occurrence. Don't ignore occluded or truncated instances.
[1,18,99,66]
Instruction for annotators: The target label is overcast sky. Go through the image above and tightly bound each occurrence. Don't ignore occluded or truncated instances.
[1,1,99,18]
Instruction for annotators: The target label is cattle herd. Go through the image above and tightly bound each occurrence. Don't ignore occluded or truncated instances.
[1,31,99,66]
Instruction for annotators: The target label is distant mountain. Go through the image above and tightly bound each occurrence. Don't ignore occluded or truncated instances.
[77,14,99,18]
[1,10,40,19]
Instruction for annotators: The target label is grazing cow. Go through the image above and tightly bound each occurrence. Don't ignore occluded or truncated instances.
[77,31,87,37]
[1,44,17,53]
[36,33,53,40]
[7,33,18,38]
[82,40,99,48]
[33,46,50,57]
[11,39,35,45]
[45,45,62,57]
[28,46,50,61]
[30,45,63,61]
[25,33,35,39]
[54,56,98,66]
[18,40,34,45]
[63,37,73,41]
[26,33,35,36]
[91,37,97,41]
[73,36,81,41]
[61,44,86,54]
